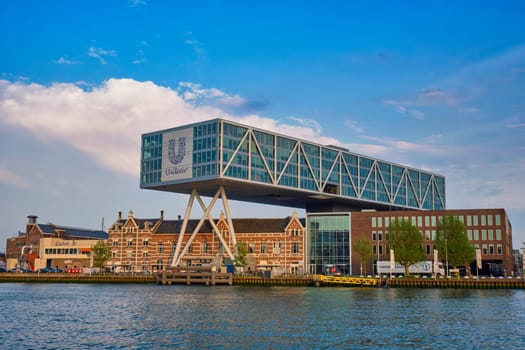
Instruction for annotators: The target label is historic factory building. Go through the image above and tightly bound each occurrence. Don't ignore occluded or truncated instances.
[5,215,107,271]
[106,210,306,274]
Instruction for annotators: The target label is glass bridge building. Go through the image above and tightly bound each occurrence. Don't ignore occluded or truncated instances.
[141,119,446,274]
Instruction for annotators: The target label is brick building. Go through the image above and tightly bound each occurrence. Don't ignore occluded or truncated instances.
[350,208,513,276]
[5,215,107,271]
[106,210,306,274]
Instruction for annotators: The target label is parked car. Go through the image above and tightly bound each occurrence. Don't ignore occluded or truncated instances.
[38,267,64,273]
[8,268,32,273]
[0,267,7,273]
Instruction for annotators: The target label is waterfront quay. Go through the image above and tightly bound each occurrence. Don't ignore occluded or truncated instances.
[1,271,525,288]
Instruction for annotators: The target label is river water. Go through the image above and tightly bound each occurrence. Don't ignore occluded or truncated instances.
[1,283,524,349]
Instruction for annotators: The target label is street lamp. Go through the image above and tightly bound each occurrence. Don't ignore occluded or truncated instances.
[445,236,449,278]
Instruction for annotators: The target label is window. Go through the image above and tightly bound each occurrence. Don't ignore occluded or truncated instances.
[188,244,193,254]
[274,242,281,254]
[482,230,487,240]
[431,216,436,227]
[481,215,486,226]
[158,243,164,254]
[143,240,149,247]
[495,215,501,225]
[292,242,299,254]
[372,217,377,228]
[248,243,255,254]
[467,216,472,226]
[467,230,472,240]
[378,231,383,241]
[473,216,478,226]
[201,241,208,254]
[489,244,494,255]
[487,215,493,226]
[488,230,493,240]
[113,240,118,247]
[261,243,268,254]
[474,230,479,240]
[142,252,148,258]
[426,245,431,254]
[425,216,430,227]
[496,230,502,240]
[372,231,377,240]
[482,244,487,255]
[425,230,431,240]
[127,251,132,258]
[497,244,502,255]
[417,216,422,226]
[378,217,383,227]
[127,240,133,246]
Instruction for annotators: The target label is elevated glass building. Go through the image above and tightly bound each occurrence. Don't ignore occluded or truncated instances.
[141,118,445,211]
[141,118,446,273]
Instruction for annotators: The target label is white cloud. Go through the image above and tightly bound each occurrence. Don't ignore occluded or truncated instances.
[88,47,116,65]
[344,119,364,133]
[132,57,148,65]
[0,165,30,188]
[1,78,523,219]
[55,57,78,65]
[0,79,337,178]
[383,88,460,108]
[390,103,425,120]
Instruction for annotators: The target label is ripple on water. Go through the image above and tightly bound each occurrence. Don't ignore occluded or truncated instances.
[0,284,524,349]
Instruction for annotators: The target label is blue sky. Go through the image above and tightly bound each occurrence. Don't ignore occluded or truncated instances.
[1,1,524,251]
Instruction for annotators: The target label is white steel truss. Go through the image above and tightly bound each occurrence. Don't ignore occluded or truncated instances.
[219,121,445,210]
[170,186,238,267]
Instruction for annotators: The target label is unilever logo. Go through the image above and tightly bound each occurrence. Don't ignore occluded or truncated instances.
[168,137,186,165]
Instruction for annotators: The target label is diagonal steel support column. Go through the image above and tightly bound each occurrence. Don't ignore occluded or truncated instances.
[170,186,237,267]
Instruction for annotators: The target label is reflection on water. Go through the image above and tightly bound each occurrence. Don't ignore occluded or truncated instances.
[1,284,524,349]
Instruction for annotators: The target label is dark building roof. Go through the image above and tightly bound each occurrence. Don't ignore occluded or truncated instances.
[38,224,108,240]
[120,217,306,235]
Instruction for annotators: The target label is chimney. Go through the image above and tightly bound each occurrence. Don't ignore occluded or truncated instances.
[160,210,164,220]
[178,215,181,221]
[118,211,122,220]
[27,215,38,224]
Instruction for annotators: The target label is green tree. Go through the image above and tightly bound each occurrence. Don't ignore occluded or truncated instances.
[92,240,111,271]
[386,218,426,276]
[353,236,375,276]
[233,243,247,269]
[435,216,475,272]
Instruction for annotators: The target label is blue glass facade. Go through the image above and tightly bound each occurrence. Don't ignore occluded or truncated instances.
[141,119,446,211]
[307,213,351,275]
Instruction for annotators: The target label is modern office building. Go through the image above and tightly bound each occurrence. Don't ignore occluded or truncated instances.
[351,208,513,276]
[140,119,447,274]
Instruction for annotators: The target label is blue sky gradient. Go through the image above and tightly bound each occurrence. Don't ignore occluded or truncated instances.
[1,1,524,250]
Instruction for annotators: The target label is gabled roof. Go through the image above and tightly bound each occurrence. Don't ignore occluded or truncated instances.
[150,217,305,234]
[38,224,108,240]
